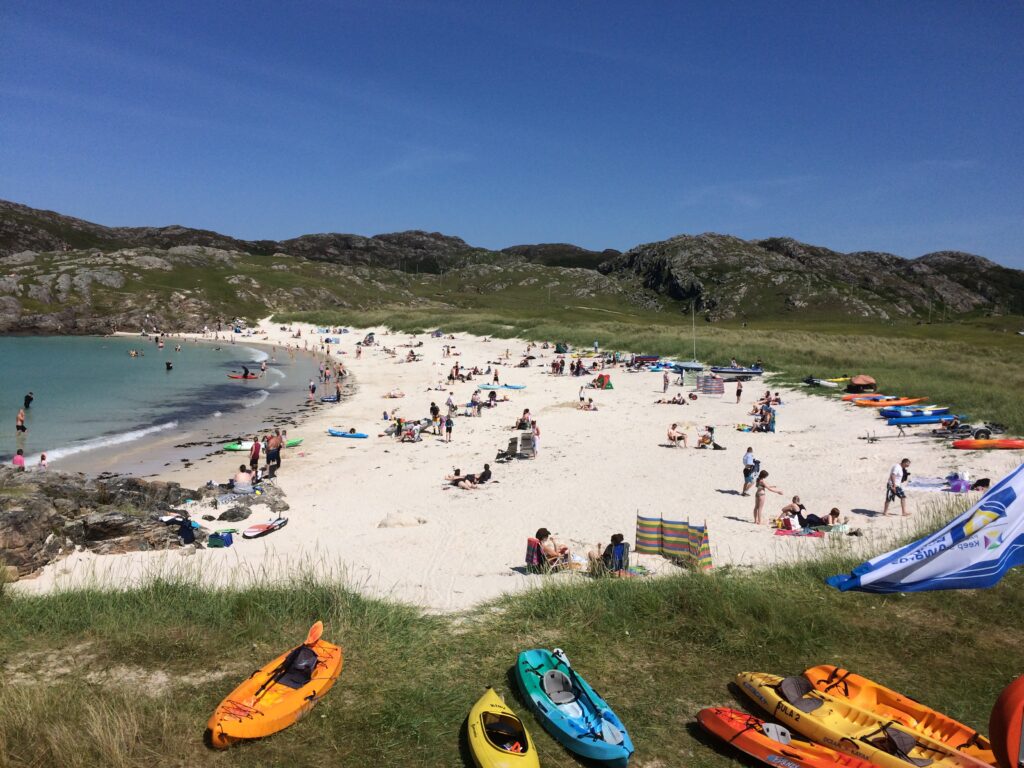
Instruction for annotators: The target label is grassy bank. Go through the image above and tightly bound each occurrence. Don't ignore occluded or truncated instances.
[3,509,1023,767]
[278,306,1024,434]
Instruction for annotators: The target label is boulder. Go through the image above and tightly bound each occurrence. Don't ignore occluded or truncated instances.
[217,507,251,522]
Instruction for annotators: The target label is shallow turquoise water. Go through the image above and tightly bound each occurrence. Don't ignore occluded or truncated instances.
[0,336,305,468]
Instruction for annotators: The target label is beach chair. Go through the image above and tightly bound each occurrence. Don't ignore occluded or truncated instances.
[496,436,518,462]
[525,537,548,574]
[519,432,536,459]
[592,542,631,576]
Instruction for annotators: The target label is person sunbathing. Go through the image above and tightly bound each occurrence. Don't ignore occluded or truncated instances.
[536,528,570,568]
[655,394,687,404]
[578,398,598,411]
[667,423,688,447]
[445,468,482,490]
[384,389,405,398]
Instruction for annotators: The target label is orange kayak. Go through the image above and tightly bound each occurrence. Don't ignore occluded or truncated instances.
[952,439,1024,451]
[697,707,884,768]
[842,394,893,402]
[988,674,1023,768]
[207,622,343,749]
[804,666,995,765]
[855,397,927,408]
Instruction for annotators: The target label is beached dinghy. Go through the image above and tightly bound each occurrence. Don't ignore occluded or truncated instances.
[736,672,992,768]
[466,687,540,768]
[803,665,995,765]
[697,706,883,768]
[207,621,342,749]
[516,648,633,766]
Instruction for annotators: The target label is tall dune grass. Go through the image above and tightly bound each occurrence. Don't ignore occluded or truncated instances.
[2,489,1021,767]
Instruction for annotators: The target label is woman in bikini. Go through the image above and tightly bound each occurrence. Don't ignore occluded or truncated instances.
[753,470,783,525]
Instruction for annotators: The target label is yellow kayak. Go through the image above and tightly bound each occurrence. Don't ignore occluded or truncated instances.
[207,622,343,749]
[467,687,540,768]
[804,666,995,765]
[736,672,992,768]
[826,377,852,383]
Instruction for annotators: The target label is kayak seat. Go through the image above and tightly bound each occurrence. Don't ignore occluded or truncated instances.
[278,646,319,689]
[778,676,824,713]
[881,725,932,767]
[542,670,577,705]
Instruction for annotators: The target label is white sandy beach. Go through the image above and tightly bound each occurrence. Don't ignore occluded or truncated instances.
[14,319,1013,611]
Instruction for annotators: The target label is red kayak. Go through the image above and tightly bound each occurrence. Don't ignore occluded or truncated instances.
[952,439,1024,450]
[697,707,883,768]
[989,674,1023,768]
[227,374,260,380]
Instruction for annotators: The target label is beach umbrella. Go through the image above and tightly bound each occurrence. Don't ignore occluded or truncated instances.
[828,463,1024,592]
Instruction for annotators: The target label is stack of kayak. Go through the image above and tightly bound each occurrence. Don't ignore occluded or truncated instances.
[468,648,634,767]
[698,665,998,768]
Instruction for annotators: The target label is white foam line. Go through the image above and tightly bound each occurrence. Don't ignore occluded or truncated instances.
[243,390,270,408]
[245,346,269,363]
[34,421,179,465]
[269,367,285,378]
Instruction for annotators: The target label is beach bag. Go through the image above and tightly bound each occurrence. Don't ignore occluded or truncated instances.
[208,532,233,548]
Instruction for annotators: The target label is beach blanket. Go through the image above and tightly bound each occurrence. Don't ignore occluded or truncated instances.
[774,528,825,538]
[905,477,951,492]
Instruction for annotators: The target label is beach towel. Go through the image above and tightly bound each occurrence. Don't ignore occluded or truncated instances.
[774,528,825,538]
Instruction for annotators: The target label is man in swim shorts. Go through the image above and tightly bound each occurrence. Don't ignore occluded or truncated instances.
[882,458,911,516]
[16,408,27,434]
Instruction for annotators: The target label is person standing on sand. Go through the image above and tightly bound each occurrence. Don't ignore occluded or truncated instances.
[308,379,316,402]
[741,447,757,496]
[883,458,911,516]
[248,436,261,473]
[663,371,669,394]
[753,470,783,525]
[15,408,27,434]
[430,402,441,434]
[736,380,743,404]
[446,392,456,417]
[444,414,454,443]
[265,430,282,475]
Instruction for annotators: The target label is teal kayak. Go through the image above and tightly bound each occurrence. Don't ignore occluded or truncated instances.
[515,649,633,766]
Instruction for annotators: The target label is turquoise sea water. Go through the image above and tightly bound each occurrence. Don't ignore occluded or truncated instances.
[0,336,308,470]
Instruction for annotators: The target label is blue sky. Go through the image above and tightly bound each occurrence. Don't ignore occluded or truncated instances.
[2,1,1022,266]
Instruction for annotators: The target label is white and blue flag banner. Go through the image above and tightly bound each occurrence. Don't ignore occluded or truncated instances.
[829,463,1024,592]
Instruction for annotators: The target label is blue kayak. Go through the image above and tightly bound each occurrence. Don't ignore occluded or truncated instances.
[887,414,963,426]
[479,384,526,390]
[879,406,949,418]
[327,428,368,438]
[515,649,633,767]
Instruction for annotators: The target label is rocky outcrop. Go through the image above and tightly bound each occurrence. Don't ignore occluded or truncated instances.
[0,468,198,577]
[2,198,1022,326]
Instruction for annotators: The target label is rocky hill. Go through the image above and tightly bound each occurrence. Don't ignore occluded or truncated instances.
[599,234,1024,320]
[1,198,1021,329]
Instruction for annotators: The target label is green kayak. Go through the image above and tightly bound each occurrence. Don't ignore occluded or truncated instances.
[223,438,303,452]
